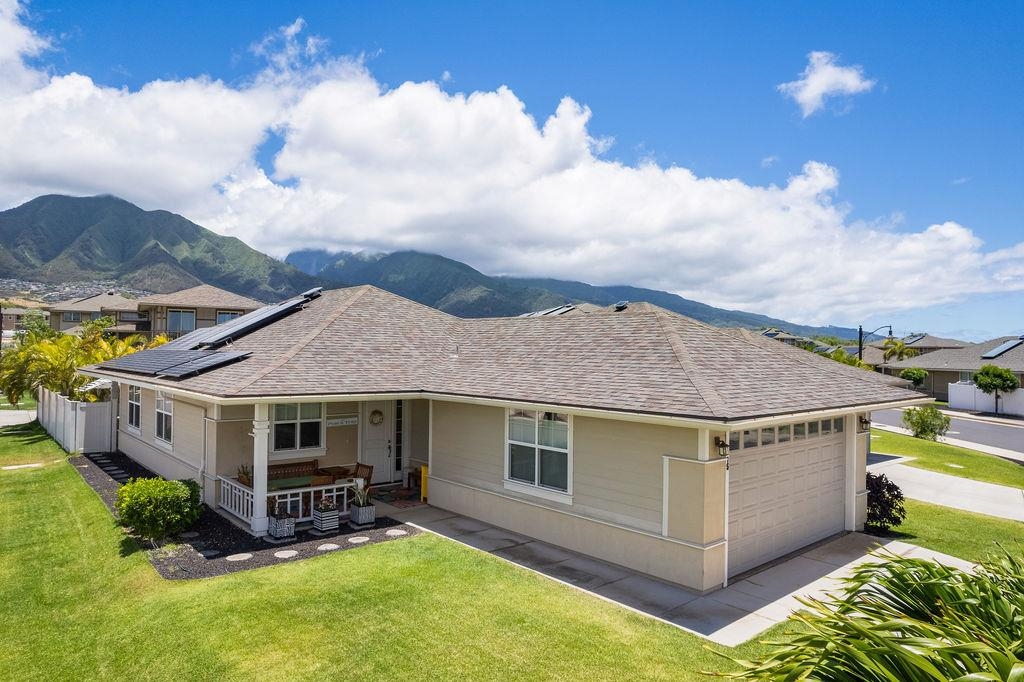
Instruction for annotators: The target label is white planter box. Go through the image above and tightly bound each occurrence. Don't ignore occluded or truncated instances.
[268,515,295,539]
[349,504,376,528]
[313,508,340,532]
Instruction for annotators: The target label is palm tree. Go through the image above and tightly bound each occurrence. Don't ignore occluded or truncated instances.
[882,338,920,363]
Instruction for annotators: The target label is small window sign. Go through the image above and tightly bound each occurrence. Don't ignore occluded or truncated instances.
[326,415,358,427]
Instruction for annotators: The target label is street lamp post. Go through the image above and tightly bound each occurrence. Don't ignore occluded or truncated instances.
[858,324,893,361]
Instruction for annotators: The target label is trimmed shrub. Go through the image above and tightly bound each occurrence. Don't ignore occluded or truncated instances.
[901,404,950,440]
[864,471,906,532]
[898,367,928,389]
[115,478,202,541]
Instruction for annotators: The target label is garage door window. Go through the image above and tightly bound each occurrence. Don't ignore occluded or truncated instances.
[833,418,844,433]
[808,421,819,437]
[729,417,847,453]
[760,427,775,446]
[821,419,832,436]
[778,424,791,443]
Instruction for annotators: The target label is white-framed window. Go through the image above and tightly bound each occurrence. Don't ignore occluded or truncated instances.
[216,310,242,325]
[273,403,323,451]
[155,391,173,444]
[958,370,973,383]
[728,417,845,452]
[62,312,81,323]
[127,385,141,431]
[167,309,196,333]
[506,409,571,494]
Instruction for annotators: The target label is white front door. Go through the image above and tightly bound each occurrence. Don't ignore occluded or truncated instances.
[361,401,396,484]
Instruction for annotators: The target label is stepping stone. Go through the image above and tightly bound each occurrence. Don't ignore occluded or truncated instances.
[274,550,298,559]
[317,543,340,551]
[199,549,220,558]
[385,529,408,537]
[225,553,253,562]
[179,531,199,539]
[348,536,370,544]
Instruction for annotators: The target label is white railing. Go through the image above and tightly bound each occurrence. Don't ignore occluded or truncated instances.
[219,476,255,523]
[218,477,359,525]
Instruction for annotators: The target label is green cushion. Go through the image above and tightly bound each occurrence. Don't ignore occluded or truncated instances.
[267,476,313,491]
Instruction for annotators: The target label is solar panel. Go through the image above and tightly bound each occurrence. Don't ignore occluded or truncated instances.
[101,349,212,374]
[981,338,1023,359]
[157,351,250,377]
[164,295,308,350]
[904,333,926,345]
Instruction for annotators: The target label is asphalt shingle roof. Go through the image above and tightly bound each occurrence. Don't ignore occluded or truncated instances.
[138,284,264,310]
[888,336,1024,373]
[48,291,138,312]
[92,286,923,421]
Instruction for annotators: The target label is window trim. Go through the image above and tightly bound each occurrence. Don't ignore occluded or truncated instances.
[166,308,197,333]
[126,385,141,433]
[215,309,243,325]
[154,391,173,447]
[503,408,573,503]
[62,311,82,323]
[271,402,325,455]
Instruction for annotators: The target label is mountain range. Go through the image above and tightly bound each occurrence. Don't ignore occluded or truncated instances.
[0,194,860,337]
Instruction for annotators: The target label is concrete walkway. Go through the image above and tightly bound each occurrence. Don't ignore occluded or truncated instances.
[0,410,35,427]
[387,503,972,646]
[873,422,1024,464]
[868,455,1024,521]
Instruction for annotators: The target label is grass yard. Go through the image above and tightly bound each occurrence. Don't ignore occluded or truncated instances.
[0,391,36,410]
[877,499,1024,563]
[0,422,785,681]
[871,428,1024,488]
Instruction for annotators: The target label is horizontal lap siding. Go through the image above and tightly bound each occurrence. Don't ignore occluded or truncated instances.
[430,401,504,488]
[117,385,207,483]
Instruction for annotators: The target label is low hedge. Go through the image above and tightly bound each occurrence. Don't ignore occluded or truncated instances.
[114,478,201,541]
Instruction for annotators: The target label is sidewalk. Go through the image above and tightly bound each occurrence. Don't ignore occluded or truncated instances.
[868,456,1024,522]
[872,422,1024,464]
[0,410,36,427]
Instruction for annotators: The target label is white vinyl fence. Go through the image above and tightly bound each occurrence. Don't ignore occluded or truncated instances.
[948,381,1024,417]
[37,387,112,453]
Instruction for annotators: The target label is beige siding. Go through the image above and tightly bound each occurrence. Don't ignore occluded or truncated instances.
[214,421,253,477]
[927,370,959,401]
[148,306,248,332]
[430,401,505,488]
[408,399,430,466]
[117,385,207,483]
[666,458,726,545]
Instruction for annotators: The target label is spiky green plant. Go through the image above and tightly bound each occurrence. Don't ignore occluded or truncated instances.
[719,549,1024,680]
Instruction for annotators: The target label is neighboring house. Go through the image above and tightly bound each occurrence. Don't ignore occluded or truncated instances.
[887,335,1024,404]
[843,344,886,366]
[46,291,139,333]
[2,306,48,331]
[870,333,968,357]
[761,327,816,348]
[85,286,927,593]
[137,284,263,336]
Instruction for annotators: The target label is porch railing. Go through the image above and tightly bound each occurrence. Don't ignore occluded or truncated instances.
[218,476,358,526]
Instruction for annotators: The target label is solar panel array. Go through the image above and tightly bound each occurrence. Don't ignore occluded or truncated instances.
[100,348,251,378]
[981,338,1023,359]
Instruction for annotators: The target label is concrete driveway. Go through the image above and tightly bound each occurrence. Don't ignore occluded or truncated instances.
[0,410,35,427]
[388,504,971,646]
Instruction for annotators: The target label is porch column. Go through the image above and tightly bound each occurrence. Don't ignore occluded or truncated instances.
[251,403,270,535]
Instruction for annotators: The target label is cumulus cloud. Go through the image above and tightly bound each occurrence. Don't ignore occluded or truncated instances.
[778,51,876,117]
[760,155,779,168]
[0,5,1021,327]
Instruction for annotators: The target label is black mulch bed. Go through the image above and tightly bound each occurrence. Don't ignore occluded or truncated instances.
[72,451,420,580]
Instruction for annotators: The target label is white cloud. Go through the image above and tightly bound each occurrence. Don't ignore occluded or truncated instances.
[0,6,1021,328]
[951,176,970,185]
[778,51,876,118]
[441,70,452,83]
[760,155,778,168]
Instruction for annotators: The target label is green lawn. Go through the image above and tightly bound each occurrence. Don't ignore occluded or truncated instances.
[0,391,36,410]
[871,428,1024,488]
[0,422,784,681]
[876,499,1024,563]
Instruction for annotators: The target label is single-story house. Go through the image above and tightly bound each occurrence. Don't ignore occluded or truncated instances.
[84,286,927,592]
[887,335,1024,404]
[2,306,48,331]
[136,284,263,336]
[870,333,968,357]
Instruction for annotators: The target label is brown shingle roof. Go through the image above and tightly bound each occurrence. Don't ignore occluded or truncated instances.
[138,285,263,310]
[888,336,1024,373]
[92,286,923,421]
[47,291,138,313]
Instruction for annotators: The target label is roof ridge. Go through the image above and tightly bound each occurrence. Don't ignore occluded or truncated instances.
[653,310,728,417]
[229,287,370,395]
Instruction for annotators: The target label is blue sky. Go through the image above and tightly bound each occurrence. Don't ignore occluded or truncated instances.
[5,1,1023,338]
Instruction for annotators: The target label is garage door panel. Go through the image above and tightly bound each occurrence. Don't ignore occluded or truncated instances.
[729,429,846,577]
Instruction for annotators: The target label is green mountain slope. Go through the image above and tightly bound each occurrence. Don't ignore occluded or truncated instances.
[286,248,860,337]
[0,195,320,301]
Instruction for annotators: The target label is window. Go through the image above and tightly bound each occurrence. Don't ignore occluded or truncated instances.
[507,409,570,492]
[808,421,819,437]
[273,403,322,451]
[127,385,141,430]
[821,419,832,436]
[777,424,791,443]
[743,429,758,449]
[62,312,81,323]
[958,371,973,383]
[793,423,806,440]
[167,309,196,333]
[89,312,102,321]
[833,418,844,433]
[760,427,776,446]
[728,431,740,451]
[155,392,173,444]
[216,310,242,325]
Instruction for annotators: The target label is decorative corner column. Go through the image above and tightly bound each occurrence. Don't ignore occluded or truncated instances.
[250,403,270,535]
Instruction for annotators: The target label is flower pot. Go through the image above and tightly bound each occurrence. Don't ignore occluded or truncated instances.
[348,503,376,529]
[237,474,252,487]
[268,514,295,539]
[313,508,340,532]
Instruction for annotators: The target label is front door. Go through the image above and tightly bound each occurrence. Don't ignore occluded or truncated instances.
[361,401,396,484]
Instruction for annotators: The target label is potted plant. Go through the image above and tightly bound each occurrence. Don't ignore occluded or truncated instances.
[312,495,340,533]
[267,501,295,539]
[348,482,376,529]
[236,464,252,487]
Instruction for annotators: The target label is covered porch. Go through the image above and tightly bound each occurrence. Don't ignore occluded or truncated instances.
[209,398,429,535]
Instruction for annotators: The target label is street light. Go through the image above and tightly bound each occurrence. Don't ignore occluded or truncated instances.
[858,324,893,361]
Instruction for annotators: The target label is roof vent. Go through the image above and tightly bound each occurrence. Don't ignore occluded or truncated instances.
[107,290,115,295]
[613,301,629,312]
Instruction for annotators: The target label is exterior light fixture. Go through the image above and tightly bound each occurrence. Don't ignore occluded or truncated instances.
[714,436,730,457]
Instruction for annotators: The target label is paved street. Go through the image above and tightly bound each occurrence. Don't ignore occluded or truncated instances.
[874,408,1024,454]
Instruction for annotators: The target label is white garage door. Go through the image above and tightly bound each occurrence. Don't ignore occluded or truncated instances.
[728,418,847,577]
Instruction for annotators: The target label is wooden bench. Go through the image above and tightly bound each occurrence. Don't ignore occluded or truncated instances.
[268,459,319,481]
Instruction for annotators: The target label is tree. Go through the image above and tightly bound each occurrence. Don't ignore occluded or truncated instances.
[973,364,1020,415]
[14,309,57,342]
[882,338,920,363]
[898,367,928,389]
[820,347,874,371]
[902,404,950,440]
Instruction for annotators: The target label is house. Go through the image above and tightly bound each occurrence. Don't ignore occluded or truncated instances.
[2,306,48,331]
[136,284,263,336]
[45,291,140,333]
[870,333,968,357]
[84,286,927,592]
[887,335,1024,406]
